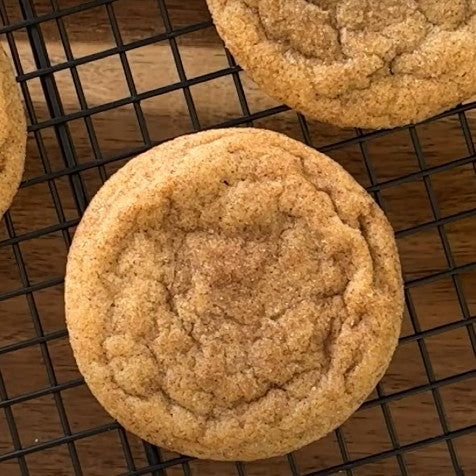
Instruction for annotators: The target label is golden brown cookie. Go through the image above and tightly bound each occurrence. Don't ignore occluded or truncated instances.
[65,128,403,461]
[206,0,476,129]
[0,44,26,219]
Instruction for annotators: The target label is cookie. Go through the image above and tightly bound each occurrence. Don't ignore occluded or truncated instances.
[65,128,403,461]
[0,44,26,219]
[206,0,476,129]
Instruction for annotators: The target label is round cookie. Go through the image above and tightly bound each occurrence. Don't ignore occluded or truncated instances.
[206,0,476,129]
[0,44,26,219]
[65,128,403,461]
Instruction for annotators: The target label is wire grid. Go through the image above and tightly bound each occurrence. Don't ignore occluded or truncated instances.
[0,0,475,475]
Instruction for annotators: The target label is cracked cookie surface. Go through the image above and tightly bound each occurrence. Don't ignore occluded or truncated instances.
[0,44,26,219]
[65,128,403,460]
[206,0,476,129]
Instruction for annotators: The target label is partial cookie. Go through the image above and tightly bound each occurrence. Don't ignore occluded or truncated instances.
[0,44,26,219]
[65,128,403,461]
[206,0,476,129]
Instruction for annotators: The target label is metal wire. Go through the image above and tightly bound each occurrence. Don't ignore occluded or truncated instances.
[0,0,475,475]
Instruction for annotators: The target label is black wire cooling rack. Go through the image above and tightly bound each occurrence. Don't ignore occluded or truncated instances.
[0,1,475,475]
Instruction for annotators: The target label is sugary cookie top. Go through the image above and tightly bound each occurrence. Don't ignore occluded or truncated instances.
[0,45,26,218]
[207,0,476,128]
[66,128,403,460]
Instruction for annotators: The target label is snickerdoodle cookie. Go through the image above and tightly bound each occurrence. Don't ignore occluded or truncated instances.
[206,0,476,129]
[0,44,26,219]
[65,128,403,461]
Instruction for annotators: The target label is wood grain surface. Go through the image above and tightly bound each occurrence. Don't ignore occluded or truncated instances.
[1,1,475,475]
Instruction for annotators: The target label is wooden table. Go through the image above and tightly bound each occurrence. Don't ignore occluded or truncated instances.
[1,1,475,474]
